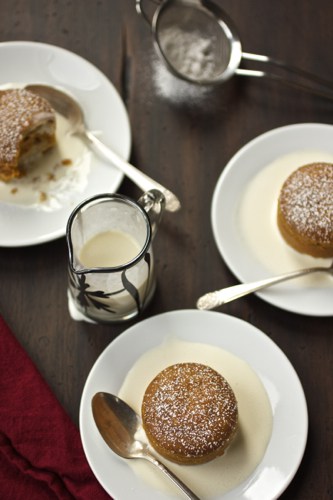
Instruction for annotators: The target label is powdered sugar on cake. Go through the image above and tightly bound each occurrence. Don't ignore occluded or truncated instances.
[278,162,333,244]
[0,88,55,179]
[142,362,238,461]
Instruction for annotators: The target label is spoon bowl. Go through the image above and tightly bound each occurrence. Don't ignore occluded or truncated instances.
[25,84,181,212]
[91,392,200,500]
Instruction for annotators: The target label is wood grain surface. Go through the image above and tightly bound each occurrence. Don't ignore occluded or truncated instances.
[0,1,332,498]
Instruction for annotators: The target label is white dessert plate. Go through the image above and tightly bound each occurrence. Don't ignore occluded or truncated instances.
[211,123,333,316]
[0,41,131,247]
[80,309,308,500]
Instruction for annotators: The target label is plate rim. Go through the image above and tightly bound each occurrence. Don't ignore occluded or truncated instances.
[0,40,131,247]
[211,122,333,316]
[79,309,308,500]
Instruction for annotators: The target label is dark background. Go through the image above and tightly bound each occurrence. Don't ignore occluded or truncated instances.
[0,1,332,498]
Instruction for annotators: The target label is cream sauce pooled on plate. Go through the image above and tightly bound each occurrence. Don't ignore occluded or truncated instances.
[238,150,333,287]
[118,338,273,499]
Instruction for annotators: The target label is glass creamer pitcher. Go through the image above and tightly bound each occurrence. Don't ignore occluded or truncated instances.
[66,190,165,323]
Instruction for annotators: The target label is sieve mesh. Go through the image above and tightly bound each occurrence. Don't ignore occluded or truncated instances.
[155,3,231,83]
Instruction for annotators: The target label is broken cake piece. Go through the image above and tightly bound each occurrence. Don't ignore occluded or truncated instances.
[0,88,56,182]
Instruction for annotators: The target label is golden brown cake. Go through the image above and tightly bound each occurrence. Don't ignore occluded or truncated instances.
[0,88,56,182]
[141,363,238,465]
[277,162,333,258]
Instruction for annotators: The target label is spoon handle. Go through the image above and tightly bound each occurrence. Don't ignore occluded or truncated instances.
[196,266,330,310]
[144,453,201,500]
[85,130,181,212]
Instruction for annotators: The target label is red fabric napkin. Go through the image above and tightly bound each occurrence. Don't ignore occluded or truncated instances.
[0,315,111,499]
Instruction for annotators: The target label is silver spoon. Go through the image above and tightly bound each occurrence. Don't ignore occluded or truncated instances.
[197,261,333,310]
[91,392,201,500]
[25,84,181,212]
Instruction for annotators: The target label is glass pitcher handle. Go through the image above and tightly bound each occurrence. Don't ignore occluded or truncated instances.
[138,189,165,238]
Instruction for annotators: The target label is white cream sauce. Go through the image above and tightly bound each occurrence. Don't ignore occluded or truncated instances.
[238,150,333,287]
[118,337,273,499]
[79,230,141,268]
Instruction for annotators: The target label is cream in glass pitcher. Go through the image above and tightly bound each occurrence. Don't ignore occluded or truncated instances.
[66,190,165,323]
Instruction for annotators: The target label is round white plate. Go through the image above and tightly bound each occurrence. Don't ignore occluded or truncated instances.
[80,309,308,500]
[211,123,333,316]
[0,41,131,246]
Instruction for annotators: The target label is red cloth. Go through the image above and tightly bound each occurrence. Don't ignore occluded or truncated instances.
[0,315,111,499]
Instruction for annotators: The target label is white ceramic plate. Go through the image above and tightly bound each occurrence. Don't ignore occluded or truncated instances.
[0,41,131,246]
[80,309,308,500]
[211,123,333,316]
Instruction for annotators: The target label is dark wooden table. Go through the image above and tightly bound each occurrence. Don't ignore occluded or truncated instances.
[0,1,332,498]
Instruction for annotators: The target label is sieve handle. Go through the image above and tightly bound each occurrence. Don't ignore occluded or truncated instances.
[236,52,333,101]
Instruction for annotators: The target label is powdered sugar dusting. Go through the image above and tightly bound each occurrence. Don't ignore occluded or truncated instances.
[152,56,212,105]
[0,88,54,172]
[142,362,238,461]
[158,27,221,82]
[279,162,333,245]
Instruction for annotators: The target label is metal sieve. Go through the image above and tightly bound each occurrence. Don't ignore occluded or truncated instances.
[137,0,333,100]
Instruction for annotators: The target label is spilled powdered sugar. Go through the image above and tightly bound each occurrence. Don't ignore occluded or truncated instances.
[152,55,212,105]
